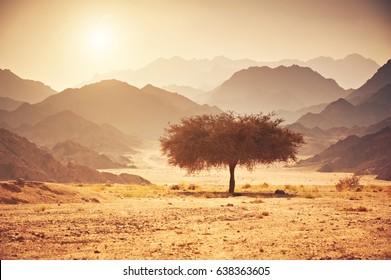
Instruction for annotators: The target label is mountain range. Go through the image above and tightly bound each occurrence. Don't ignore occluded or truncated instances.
[0,128,150,184]
[78,54,379,94]
[296,60,391,129]
[298,127,391,181]
[0,69,56,103]
[0,55,389,182]
[289,58,391,160]
[50,140,134,169]
[0,97,25,111]
[207,65,348,113]
[11,110,140,155]
[347,59,391,104]
[0,79,221,140]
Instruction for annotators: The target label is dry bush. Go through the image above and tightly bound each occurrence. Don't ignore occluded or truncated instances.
[335,176,361,192]
[242,183,252,189]
[187,184,199,190]
[284,185,294,191]
[261,183,269,188]
[91,185,106,192]
[170,184,180,190]
[33,204,49,212]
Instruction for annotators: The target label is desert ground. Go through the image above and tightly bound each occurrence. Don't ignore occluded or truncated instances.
[1,147,390,260]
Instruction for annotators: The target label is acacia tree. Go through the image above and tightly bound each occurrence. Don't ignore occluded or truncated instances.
[160,112,304,194]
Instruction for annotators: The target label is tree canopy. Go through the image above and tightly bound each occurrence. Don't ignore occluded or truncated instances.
[160,112,304,193]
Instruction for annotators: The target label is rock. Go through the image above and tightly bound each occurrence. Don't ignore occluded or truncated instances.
[16,178,25,187]
[275,189,286,196]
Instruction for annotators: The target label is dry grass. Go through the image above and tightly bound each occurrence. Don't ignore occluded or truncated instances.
[242,183,252,189]
[335,176,361,192]
[80,182,391,201]
[33,204,50,212]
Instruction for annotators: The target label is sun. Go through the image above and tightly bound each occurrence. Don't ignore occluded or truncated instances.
[89,25,111,51]
[86,15,116,55]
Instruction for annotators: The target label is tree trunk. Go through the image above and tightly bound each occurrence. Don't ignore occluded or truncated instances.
[228,163,236,194]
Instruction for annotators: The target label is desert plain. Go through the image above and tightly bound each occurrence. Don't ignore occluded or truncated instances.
[1,148,390,260]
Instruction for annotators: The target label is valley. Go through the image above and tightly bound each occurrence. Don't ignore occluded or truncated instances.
[1,54,390,261]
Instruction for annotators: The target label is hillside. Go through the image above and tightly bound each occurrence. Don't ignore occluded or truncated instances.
[347,59,391,104]
[297,84,391,129]
[50,141,133,169]
[207,65,348,113]
[0,97,25,111]
[0,80,221,139]
[163,85,211,104]
[12,110,139,154]
[9,80,221,138]
[0,69,56,103]
[0,129,150,184]
[286,122,364,156]
[304,54,379,89]
[298,127,391,180]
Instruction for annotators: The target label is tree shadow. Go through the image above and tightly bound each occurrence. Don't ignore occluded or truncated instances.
[179,191,296,198]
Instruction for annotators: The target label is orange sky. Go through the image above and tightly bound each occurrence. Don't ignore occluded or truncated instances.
[1,0,390,91]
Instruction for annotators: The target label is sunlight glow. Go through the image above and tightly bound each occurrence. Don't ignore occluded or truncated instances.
[89,26,111,51]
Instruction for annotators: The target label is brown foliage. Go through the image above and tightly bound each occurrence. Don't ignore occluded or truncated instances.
[160,112,304,193]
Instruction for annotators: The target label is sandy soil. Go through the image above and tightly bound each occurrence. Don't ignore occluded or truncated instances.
[1,182,390,260]
[1,146,390,260]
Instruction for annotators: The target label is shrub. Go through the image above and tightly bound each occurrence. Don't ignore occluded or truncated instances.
[170,185,180,190]
[285,185,298,192]
[261,183,269,188]
[242,183,252,189]
[33,205,49,212]
[187,184,199,190]
[335,176,361,192]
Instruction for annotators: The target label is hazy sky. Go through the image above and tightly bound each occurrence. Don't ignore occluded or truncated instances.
[1,0,390,91]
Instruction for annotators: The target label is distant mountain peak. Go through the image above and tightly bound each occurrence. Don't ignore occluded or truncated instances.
[208,64,347,113]
[141,84,159,91]
[323,98,354,113]
[77,79,137,92]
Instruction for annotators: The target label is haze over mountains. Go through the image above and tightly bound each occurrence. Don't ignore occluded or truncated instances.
[79,54,379,93]
[347,59,391,104]
[40,81,221,138]
[50,140,133,170]
[297,60,391,129]
[0,79,221,139]
[12,110,140,154]
[0,53,390,183]
[0,128,150,184]
[207,65,348,113]
[298,127,391,181]
[0,97,25,112]
[0,69,56,103]
[290,58,391,158]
